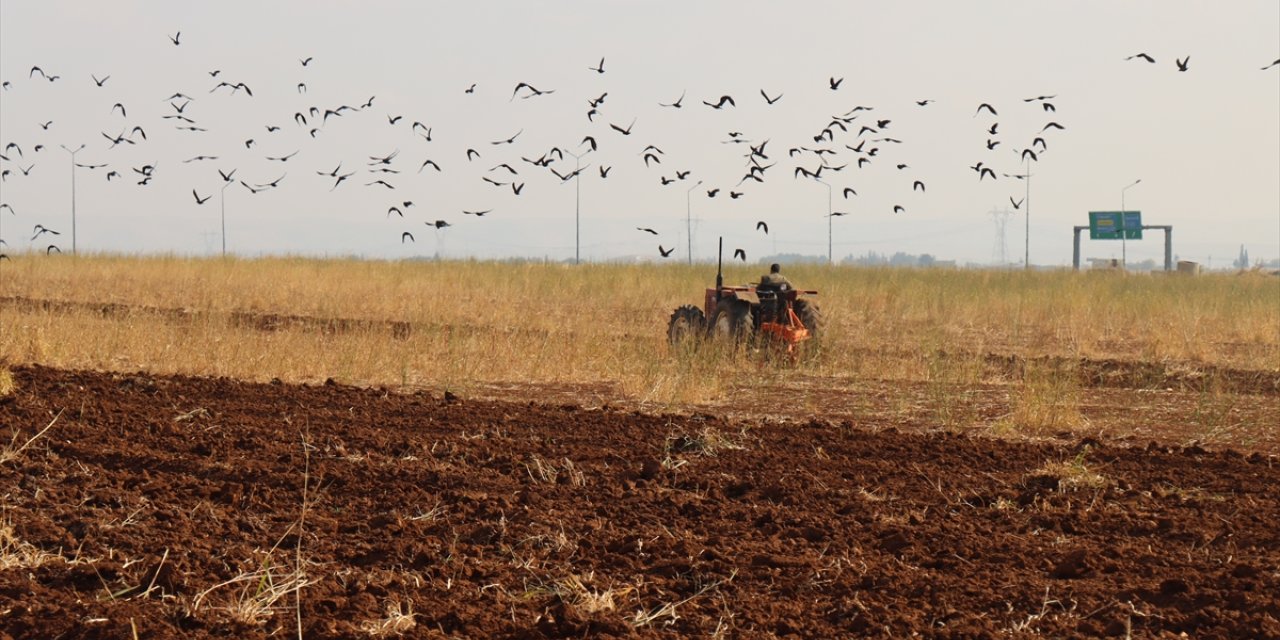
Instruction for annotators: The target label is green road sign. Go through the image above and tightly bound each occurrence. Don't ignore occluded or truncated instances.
[1089,211,1142,240]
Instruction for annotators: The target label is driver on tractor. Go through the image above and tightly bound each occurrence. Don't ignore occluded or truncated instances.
[758,263,792,291]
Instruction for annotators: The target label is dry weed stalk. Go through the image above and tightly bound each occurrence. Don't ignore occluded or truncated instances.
[0,517,57,569]
[359,600,417,637]
[0,410,62,466]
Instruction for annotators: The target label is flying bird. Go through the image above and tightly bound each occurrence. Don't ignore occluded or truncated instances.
[610,118,636,135]
[659,91,685,108]
[91,74,109,87]
[658,245,674,257]
[46,245,61,255]
[31,224,60,240]
[637,227,658,235]
[599,166,611,178]
[707,188,720,197]
[842,187,857,198]
[429,220,451,229]
[760,89,782,104]
[733,248,746,261]
[401,231,414,243]
[510,82,554,100]
[1040,122,1065,132]
[702,95,735,109]
[463,209,491,216]
[588,57,605,73]
[388,206,403,218]
[1125,53,1156,63]
[193,189,211,204]
[913,181,925,192]
[1010,197,1023,210]
[1175,56,1190,72]
[756,221,768,234]
[491,129,522,145]
[1263,59,1280,70]
[418,159,441,173]
[893,205,906,214]
[300,56,313,66]
[112,103,127,117]
[829,77,843,90]
[168,31,181,46]
[267,151,298,162]
[975,103,997,116]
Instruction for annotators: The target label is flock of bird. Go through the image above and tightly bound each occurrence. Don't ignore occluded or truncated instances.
[1,31,1278,262]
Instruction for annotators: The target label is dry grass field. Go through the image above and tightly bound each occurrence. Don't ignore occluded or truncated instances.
[3,255,1279,638]
[2,254,1278,447]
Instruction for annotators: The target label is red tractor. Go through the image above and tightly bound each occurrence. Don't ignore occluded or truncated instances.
[667,240,822,355]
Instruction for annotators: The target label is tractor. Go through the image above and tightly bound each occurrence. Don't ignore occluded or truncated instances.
[666,239,822,355]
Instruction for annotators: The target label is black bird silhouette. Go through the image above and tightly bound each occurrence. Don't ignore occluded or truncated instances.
[1175,56,1190,72]
[490,163,518,175]
[756,221,768,234]
[916,99,934,106]
[466,149,480,161]
[1040,122,1065,132]
[637,227,658,235]
[388,115,403,125]
[1043,102,1056,112]
[733,248,746,261]
[1022,149,1038,162]
[642,152,661,168]
[893,205,905,214]
[258,174,286,188]
[491,129,522,145]
[361,96,376,109]
[92,74,109,87]
[1263,59,1280,70]
[218,168,236,182]
[658,245,674,257]
[168,31,181,45]
[46,245,61,255]
[465,83,476,93]
[105,171,119,181]
[986,139,1001,150]
[266,151,298,162]
[112,103,126,117]
[512,182,525,195]
[979,167,997,181]
[660,176,675,186]
[401,231,414,243]
[244,139,255,149]
[707,188,720,197]
[418,159,441,173]
[760,89,782,104]
[510,82,554,100]
[1125,53,1156,63]
[599,166,611,178]
[38,120,53,130]
[988,123,999,135]
[829,77,843,90]
[294,112,307,126]
[240,181,265,194]
[729,191,743,199]
[366,180,395,189]
[610,118,636,135]
[975,103,998,116]
[588,93,607,108]
[913,181,925,192]
[659,91,685,108]
[266,125,280,132]
[300,56,313,66]
[842,187,857,198]
[29,66,49,79]
[588,57,605,73]
[193,189,211,204]
[429,220,451,229]
[581,136,598,152]
[463,209,491,217]
[31,224,60,240]
[676,170,691,180]
[1010,197,1023,210]
[388,206,404,218]
[297,83,307,94]
[702,95,735,109]
[184,155,217,162]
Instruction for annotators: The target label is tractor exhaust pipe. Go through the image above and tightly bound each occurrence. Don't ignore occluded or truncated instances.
[715,237,723,301]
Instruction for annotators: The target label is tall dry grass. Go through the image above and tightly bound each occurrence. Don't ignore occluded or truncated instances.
[1,254,1276,408]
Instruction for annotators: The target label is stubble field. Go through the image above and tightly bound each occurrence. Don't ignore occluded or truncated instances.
[1,255,1278,638]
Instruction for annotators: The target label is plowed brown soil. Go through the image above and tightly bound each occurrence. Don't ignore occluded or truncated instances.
[1,365,1277,639]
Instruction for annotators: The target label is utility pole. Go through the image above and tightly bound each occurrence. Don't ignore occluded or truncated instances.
[809,177,833,264]
[60,144,85,254]
[1120,179,1141,268]
[563,148,592,264]
[220,180,233,257]
[1004,161,1032,269]
[685,180,702,265]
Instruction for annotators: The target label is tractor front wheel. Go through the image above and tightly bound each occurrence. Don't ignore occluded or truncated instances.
[667,305,706,345]
[793,298,823,340]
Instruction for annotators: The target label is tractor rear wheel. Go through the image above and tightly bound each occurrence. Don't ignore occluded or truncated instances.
[793,298,823,340]
[710,298,753,345]
[667,305,706,345]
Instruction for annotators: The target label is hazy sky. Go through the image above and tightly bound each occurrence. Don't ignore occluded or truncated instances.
[1,1,1277,266]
